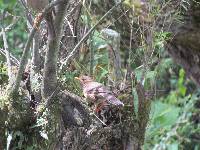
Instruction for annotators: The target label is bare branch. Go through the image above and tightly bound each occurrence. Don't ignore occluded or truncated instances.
[0,16,19,36]
[10,0,68,96]
[42,0,69,98]
[0,48,19,66]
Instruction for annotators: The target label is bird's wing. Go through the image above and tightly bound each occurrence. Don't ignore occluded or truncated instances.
[84,82,104,92]
[83,82,105,103]
[84,82,124,106]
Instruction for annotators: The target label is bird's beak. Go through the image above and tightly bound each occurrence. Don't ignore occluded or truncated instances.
[74,77,80,80]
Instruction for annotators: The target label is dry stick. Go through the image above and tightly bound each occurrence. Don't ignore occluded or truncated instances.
[128,19,134,68]
[60,1,123,70]
[2,27,12,84]
[0,16,19,36]
[0,48,19,66]
[10,0,68,96]
[92,113,107,126]
[11,27,37,95]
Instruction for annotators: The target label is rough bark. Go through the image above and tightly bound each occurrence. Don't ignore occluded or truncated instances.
[42,1,68,99]
[59,92,138,150]
[32,31,42,73]
[59,91,91,128]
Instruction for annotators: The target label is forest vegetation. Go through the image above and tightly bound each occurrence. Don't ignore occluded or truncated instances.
[0,0,200,149]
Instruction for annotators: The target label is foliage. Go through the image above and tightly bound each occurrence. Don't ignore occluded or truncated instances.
[0,0,199,149]
[144,68,200,150]
[0,0,27,58]
[145,93,200,150]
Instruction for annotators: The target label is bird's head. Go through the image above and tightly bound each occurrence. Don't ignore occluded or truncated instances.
[75,75,93,85]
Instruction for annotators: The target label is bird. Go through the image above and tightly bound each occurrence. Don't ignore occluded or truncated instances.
[26,0,56,39]
[75,75,124,113]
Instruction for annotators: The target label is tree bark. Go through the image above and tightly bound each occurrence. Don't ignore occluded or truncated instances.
[42,0,68,99]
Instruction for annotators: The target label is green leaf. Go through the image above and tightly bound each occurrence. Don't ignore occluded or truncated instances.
[0,0,17,10]
[151,101,180,127]
[166,91,178,104]
[167,142,179,150]
[178,69,186,96]
[179,86,186,96]
[178,68,185,86]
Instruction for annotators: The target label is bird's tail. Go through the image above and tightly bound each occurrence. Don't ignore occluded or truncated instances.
[107,95,124,106]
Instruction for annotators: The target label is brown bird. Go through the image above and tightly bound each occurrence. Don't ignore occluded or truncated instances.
[75,75,124,112]
[26,0,56,39]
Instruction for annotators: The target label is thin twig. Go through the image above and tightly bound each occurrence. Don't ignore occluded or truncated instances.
[2,27,12,84]
[0,48,19,66]
[0,16,19,36]
[11,27,37,95]
[92,113,107,126]
[60,1,123,70]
